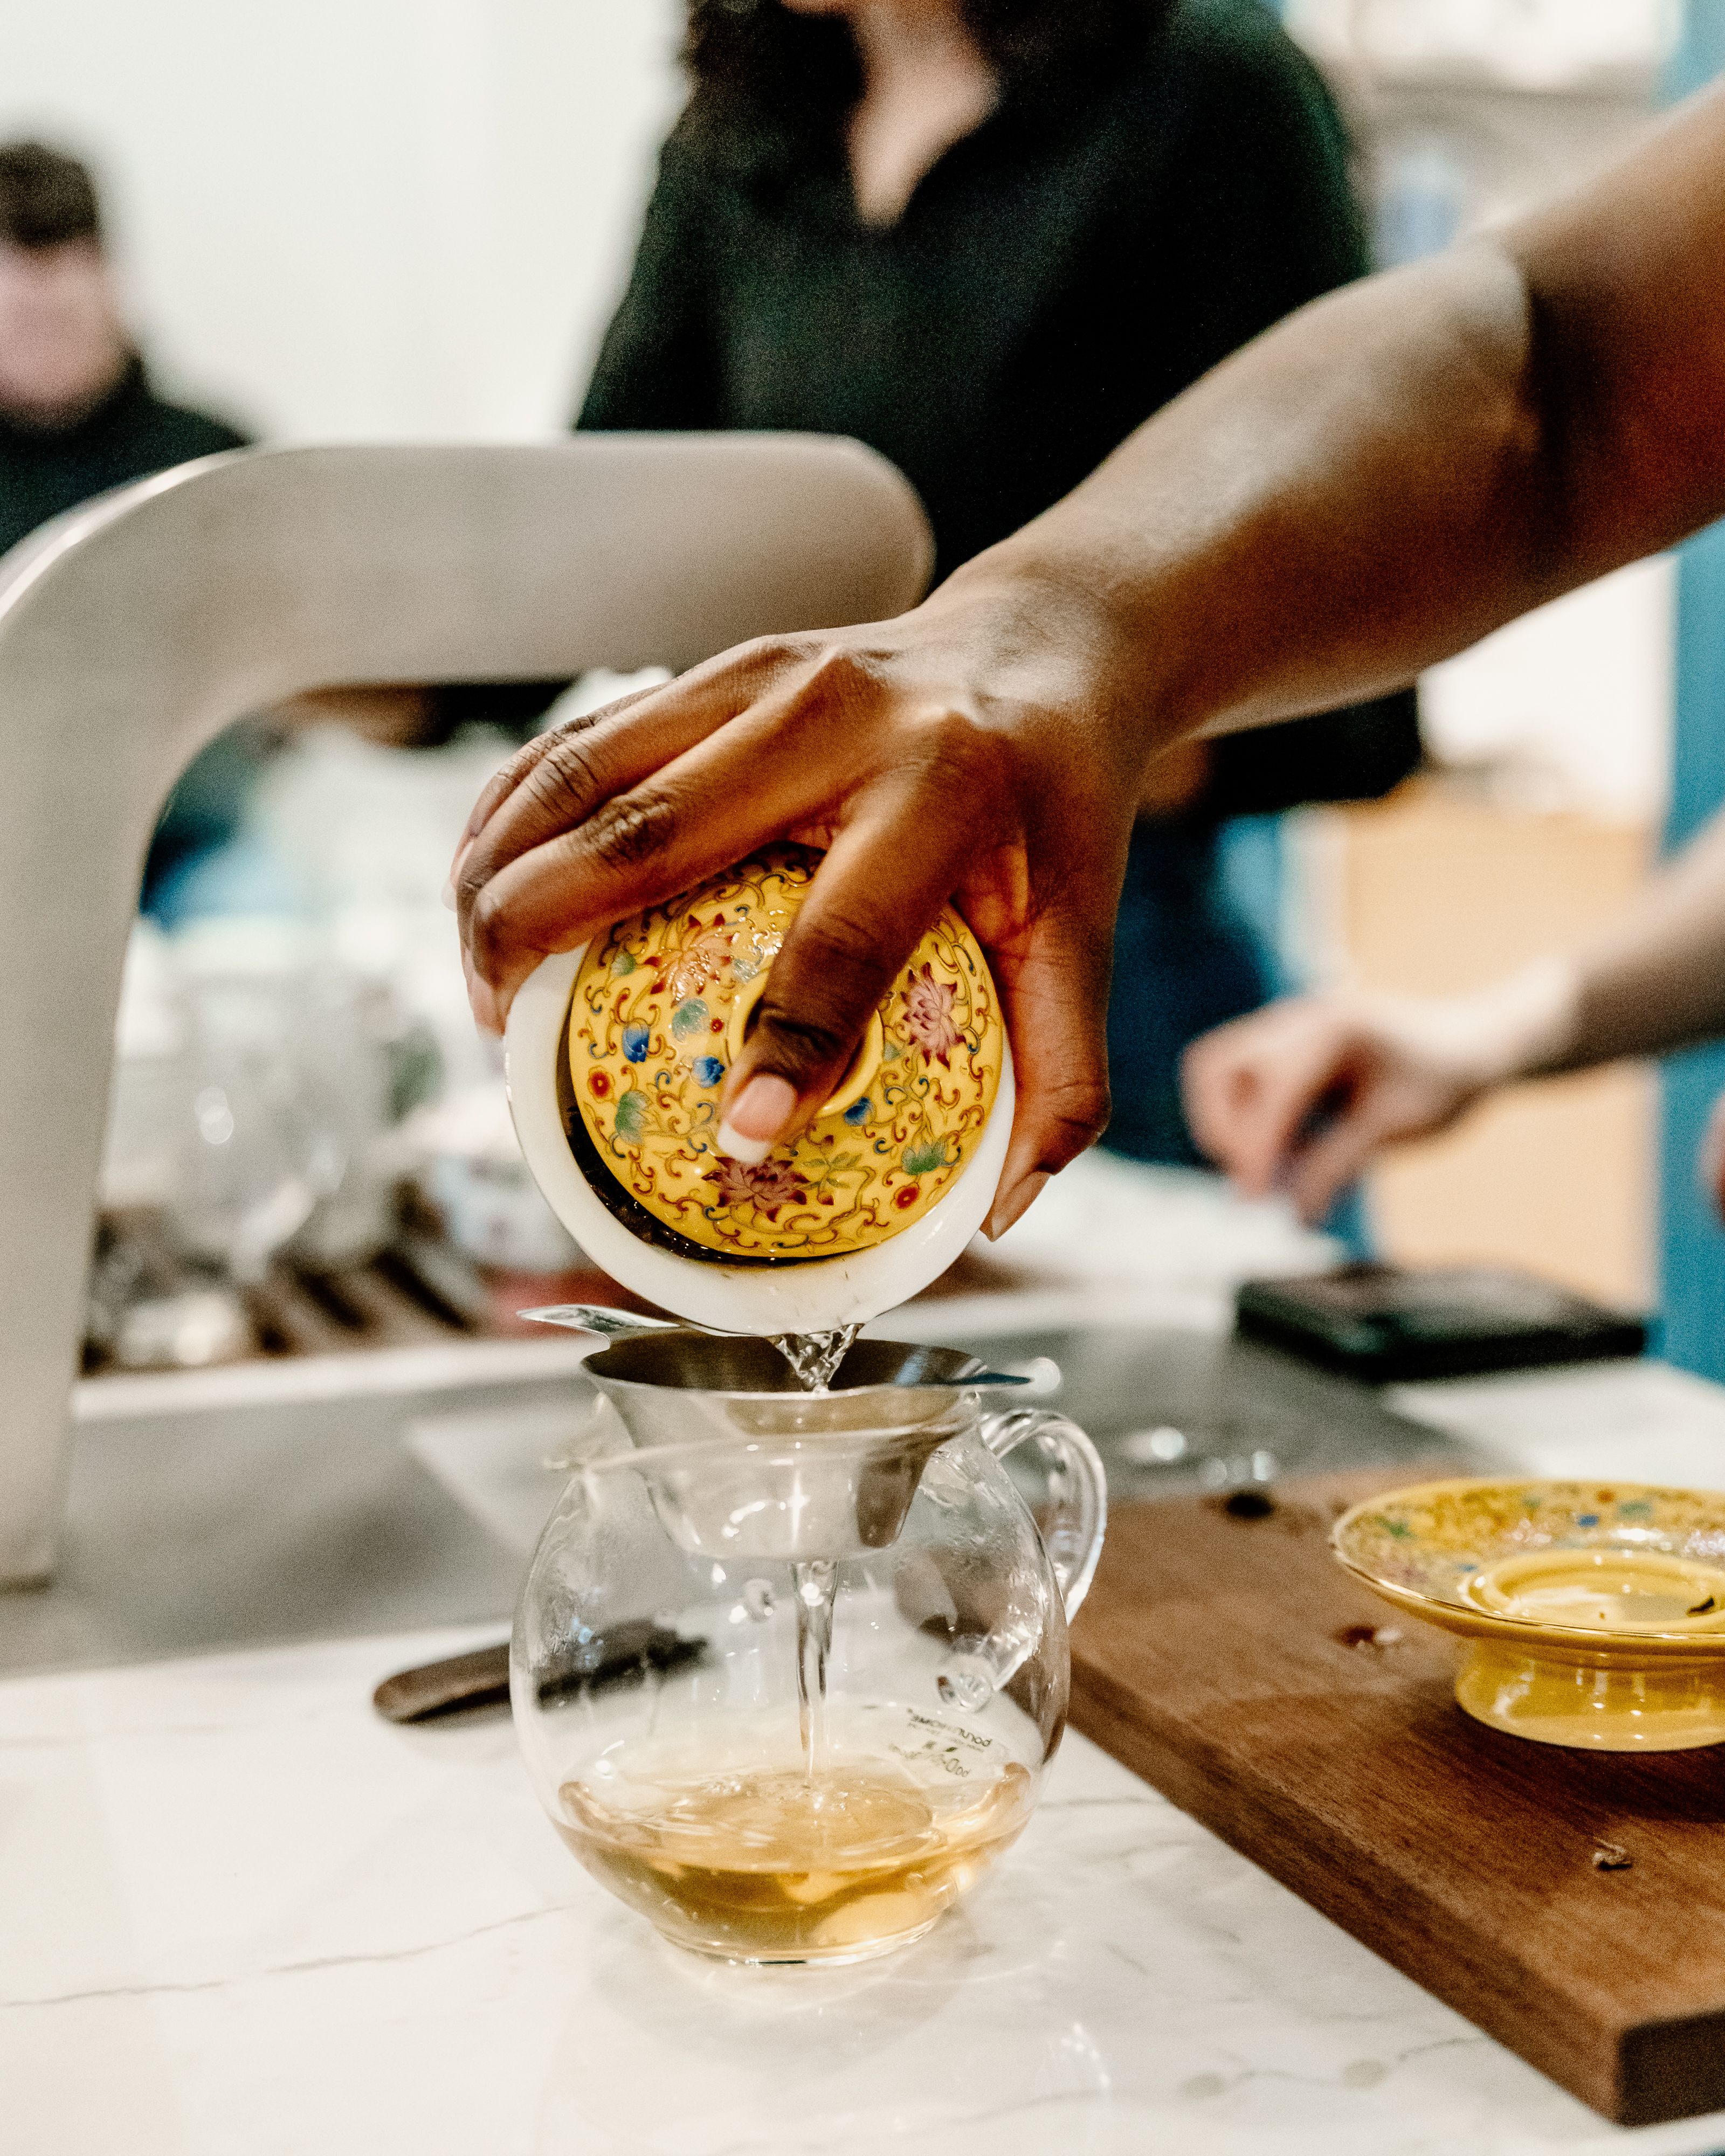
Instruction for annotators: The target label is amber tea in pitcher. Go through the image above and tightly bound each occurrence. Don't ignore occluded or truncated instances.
[510,1330,1106,1964]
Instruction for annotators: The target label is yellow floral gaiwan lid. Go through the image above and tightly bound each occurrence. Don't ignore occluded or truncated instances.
[560,846,1004,1266]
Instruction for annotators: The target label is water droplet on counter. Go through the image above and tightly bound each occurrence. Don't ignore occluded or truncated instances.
[743,1579,776,1622]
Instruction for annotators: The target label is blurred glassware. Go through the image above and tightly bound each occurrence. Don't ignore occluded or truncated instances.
[86,1207,256,1372]
[100,921,194,1213]
[253,724,535,1103]
[165,918,392,1281]
[96,707,661,1348]
[403,1080,582,1275]
[111,1286,254,1370]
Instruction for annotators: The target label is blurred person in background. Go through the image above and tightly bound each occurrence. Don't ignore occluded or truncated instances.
[568,0,1420,1169]
[0,141,246,553]
[0,140,259,918]
[1181,799,1725,1230]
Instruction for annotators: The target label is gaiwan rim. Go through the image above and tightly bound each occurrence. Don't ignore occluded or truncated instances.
[1331,1474,1725,1659]
[503,942,1015,1335]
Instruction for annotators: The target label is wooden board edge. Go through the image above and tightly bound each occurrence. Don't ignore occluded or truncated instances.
[1619,2011,1725,2128]
[1068,1663,1641,2123]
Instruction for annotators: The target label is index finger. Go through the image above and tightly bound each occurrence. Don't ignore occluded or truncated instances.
[451,639,811,881]
[448,675,700,887]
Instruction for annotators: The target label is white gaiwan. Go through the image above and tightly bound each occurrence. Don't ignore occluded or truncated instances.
[502,846,1013,1333]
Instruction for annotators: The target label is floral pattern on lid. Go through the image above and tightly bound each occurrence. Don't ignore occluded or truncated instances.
[565,845,1004,1262]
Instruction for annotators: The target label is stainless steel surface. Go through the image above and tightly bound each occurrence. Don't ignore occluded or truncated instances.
[575,1332,1054,1559]
[520,1304,683,1338]
[0,1378,544,1678]
[0,1321,1474,1682]
[0,435,930,1583]
[582,1331,1011,1442]
[935,1324,1480,1497]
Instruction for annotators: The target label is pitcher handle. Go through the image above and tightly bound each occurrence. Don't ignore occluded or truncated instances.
[980,1408,1108,1619]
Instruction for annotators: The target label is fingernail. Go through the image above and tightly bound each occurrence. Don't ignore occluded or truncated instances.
[717,1073,798,1162]
[470,975,502,1037]
[983,1170,1049,1242]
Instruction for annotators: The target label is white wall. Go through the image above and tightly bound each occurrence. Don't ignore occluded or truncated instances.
[1419,558,1675,825]
[3,0,685,442]
[1286,0,1679,91]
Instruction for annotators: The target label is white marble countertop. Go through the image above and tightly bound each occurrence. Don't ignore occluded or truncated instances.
[13,1161,1725,2153]
[8,1357,1725,2154]
[10,1616,1725,2156]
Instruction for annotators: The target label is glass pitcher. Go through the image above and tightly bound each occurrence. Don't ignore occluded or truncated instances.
[512,1332,1106,1966]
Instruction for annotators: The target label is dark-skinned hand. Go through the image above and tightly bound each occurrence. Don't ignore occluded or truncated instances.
[451,573,1153,1240]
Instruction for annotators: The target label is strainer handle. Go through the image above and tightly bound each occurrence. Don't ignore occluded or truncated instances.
[980,1408,1108,1618]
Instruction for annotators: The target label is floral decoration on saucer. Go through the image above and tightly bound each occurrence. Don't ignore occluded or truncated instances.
[1334,1477,1725,1750]
[563,846,1004,1264]
[1334,1478,1725,1646]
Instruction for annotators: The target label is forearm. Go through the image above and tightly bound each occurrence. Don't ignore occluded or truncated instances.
[965,244,1547,750]
[1180,838,1725,1216]
[1544,813,1725,1072]
[1360,811,1725,1099]
[454,84,1725,1225]
[937,82,1725,776]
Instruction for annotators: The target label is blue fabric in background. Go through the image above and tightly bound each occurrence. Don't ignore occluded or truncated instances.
[1218,814,1374,1256]
[1658,4,1725,1374]
[1659,516,1725,1372]
[1216,814,1293,999]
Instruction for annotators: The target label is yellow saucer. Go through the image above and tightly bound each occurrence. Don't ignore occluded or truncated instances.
[1333,1477,1725,1751]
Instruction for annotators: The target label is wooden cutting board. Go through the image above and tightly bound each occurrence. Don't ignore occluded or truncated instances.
[1067,1468,1725,2126]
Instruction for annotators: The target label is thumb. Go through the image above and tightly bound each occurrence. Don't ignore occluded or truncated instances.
[713,817,972,1161]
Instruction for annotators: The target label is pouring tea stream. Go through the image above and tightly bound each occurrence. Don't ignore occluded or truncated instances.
[500,848,1106,1961]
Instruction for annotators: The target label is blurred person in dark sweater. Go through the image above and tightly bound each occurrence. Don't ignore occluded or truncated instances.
[0,141,259,915]
[571,0,1419,1167]
[0,142,246,553]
